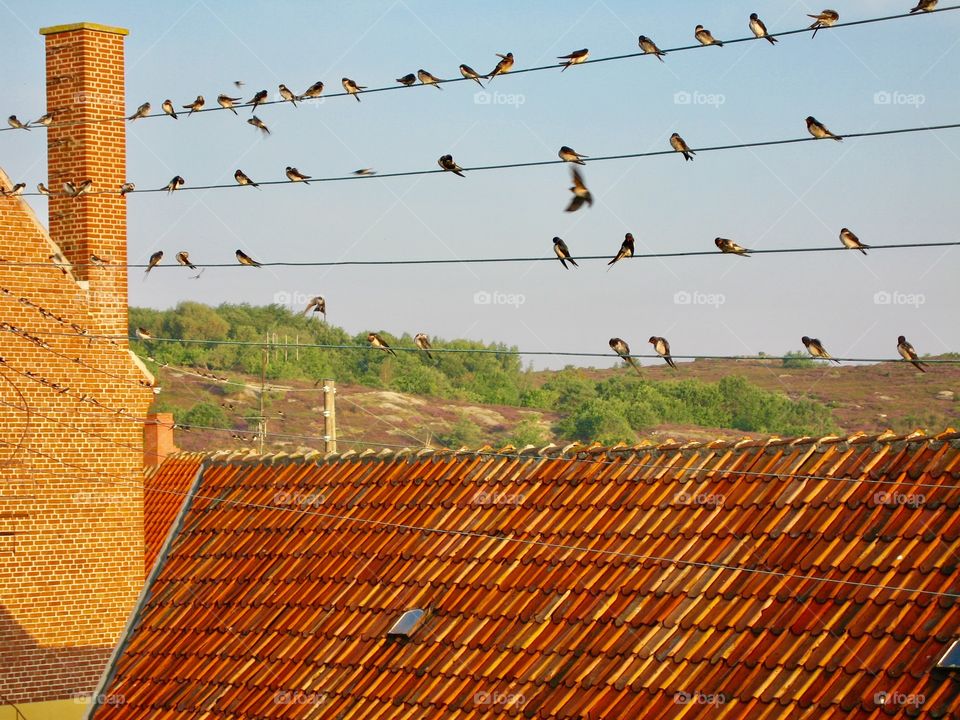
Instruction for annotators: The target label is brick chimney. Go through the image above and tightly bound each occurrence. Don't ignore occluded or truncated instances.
[40,22,129,341]
[144,413,178,467]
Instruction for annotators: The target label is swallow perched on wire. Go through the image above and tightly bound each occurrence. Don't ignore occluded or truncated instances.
[119,182,135,196]
[808,10,839,38]
[558,146,587,165]
[74,179,94,197]
[248,89,268,111]
[608,233,635,269]
[910,0,938,11]
[90,254,109,266]
[145,250,163,276]
[342,78,366,101]
[161,99,178,119]
[286,166,311,183]
[234,169,259,188]
[368,332,397,356]
[279,84,298,106]
[649,336,677,369]
[353,168,376,176]
[670,133,695,161]
[176,251,196,269]
[802,336,840,363]
[302,296,326,320]
[749,13,777,44]
[897,335,927,372]
[165,175,185,193]
[487,52,514,80]
[638,35,666,61]
[459,64,484,86]
[806,116,842,141]
[438,154,465,177]
[182,96,205,115]
[248,115,270,135]
[558,48,589,70]
[301,81,324,99]
[32,112,53,127]
[7,115,30,130]
[552,237,578,269]
[396,73,416,86]
[840,228,868,254]
[609,338,642,376]
[6,183,25,196]
[695,25,723,46]
[127,102,151,121]
[63,181,78,197]
[135,327,153,340]
[414,333,434,359]
[418,69,443,88]
[37,183,51,196]
[235,249,261,267]
[217,94,242,114]
[715,237,752,256]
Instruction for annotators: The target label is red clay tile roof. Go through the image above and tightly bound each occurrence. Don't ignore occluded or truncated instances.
[143,453,204,575]
[97,431,960,718]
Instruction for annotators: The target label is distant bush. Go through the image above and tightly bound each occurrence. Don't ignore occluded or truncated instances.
[180,402,229,429]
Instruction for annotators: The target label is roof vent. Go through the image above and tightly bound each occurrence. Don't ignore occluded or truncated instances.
[386,608,424,639]
[938,639,960,669]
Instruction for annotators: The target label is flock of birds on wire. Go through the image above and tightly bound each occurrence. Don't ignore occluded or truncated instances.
[1,4,944,379]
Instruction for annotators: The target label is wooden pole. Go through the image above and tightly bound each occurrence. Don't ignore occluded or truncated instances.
[322,379,336,453]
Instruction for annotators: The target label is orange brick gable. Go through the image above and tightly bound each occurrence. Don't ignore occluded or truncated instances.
[0,22,155,706]
[94,432,960,718]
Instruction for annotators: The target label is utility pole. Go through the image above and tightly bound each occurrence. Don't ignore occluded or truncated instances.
[257,348,267,453]
[322,379,337,453]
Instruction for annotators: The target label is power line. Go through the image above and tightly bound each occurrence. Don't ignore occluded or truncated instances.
[2,240,958,269]
[0,434,956,601]
[11,122,960,197]
[1,6,954,134]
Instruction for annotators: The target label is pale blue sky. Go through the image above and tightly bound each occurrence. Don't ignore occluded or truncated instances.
[2,0,958,369]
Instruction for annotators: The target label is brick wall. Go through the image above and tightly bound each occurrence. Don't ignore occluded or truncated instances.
[0,23,155,705]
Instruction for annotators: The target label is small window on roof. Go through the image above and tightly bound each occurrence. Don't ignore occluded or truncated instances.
[938,640,960,669]
[386,608,424,639]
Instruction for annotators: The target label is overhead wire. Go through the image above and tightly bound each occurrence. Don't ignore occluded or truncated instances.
[0,6,955,134]
[0,433,956,601]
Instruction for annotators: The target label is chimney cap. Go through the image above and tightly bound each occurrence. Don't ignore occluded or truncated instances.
[40,22,129,36]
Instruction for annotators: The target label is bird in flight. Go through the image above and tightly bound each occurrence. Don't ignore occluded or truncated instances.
[558,48,589,71]
[839,228,868,254]
[649,336,678,369]
[438,154,465,177]
[302,296,326,320]
[802,336,840,363]
[248,115,270,135]
[609,338,642,376]
[715,237,752,256]
[565,167,593,212]
[368,332,397,356]
[552,237,578,269]
[897,336,927,372]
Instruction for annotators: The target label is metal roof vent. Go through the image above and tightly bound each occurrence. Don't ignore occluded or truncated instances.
[938,639,960,669]
[386,608,424,639]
